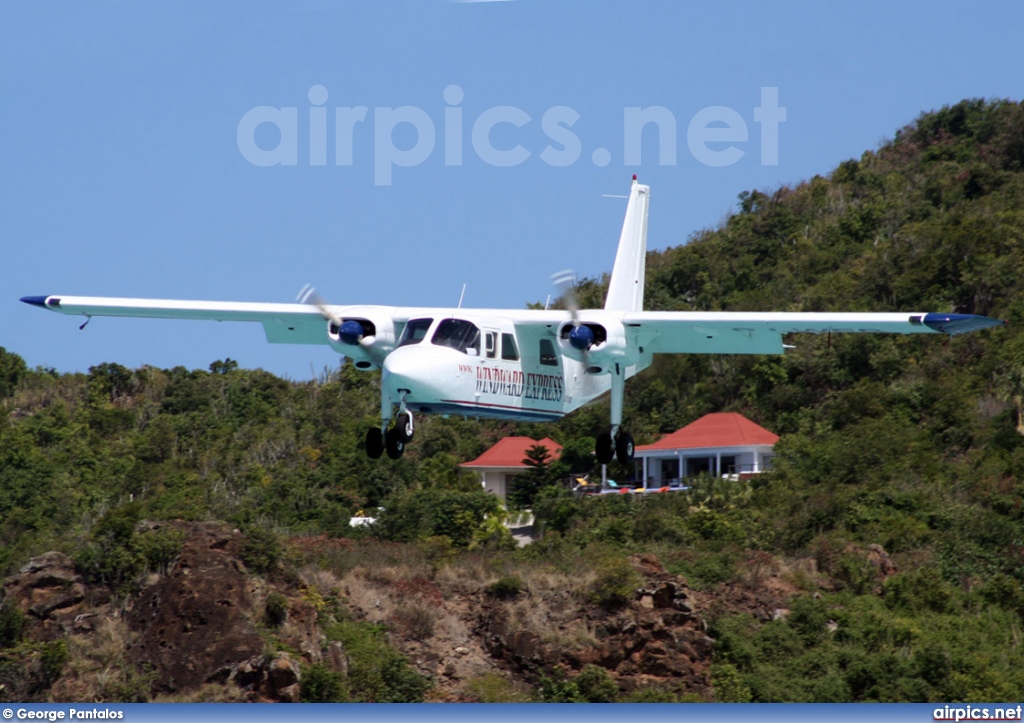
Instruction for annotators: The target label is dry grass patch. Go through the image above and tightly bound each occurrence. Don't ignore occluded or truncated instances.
[781,557,825,592]
[299,566,344,602]
[463,672,532,702]
[154,682,247,702]
[292,538,430,579]
[50,616,152,702]
[522,565,596,600]
[433,553,493,594]
[391,602,437,641]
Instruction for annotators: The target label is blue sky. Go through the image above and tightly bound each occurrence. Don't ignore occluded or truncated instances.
[3,1,1023,380]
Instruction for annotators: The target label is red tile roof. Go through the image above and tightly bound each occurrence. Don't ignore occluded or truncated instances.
[460,437,563,469]
[636,413,778,452]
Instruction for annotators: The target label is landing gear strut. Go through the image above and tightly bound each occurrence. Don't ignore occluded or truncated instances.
[395,411,414,443]
[367,394,415,460]
[595,363,634,467]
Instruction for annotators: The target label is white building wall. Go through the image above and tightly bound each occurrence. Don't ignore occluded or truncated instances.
[637,444,775,488]
[478,468,521,501]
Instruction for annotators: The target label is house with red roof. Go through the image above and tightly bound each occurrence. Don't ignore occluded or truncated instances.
[635,412,778,490]
[460,437,562,500]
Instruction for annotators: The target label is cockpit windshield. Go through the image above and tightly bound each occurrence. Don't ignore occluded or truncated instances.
[431,318,481,355]
[398,318,433,347]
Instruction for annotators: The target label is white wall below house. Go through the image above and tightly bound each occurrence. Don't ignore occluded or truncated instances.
[479,468,521,501]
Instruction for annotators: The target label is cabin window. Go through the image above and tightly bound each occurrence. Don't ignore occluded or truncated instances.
[432,318,481,355]
[485,332,497,359]
[399,318,433,347]
[501,333,519,361]
[539,338,558,366]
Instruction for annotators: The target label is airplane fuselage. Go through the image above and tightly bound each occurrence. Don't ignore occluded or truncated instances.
[378,313,633,422]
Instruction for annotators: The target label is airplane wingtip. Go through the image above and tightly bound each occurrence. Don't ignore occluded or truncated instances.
[923,312,1006,335]
[20,295,49,308]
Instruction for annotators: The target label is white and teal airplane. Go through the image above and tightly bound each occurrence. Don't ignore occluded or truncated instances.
[22,177,1005,462]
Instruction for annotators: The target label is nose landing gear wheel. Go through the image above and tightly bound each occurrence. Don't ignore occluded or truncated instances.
[385,426,406,459]
[395,411,414,443]
[595,432,614,465]
[616,431,634,466]
[366,427,384,459]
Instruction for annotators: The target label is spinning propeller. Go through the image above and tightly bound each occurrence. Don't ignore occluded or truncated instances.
[297,284,369,346]
[551,269,598,369]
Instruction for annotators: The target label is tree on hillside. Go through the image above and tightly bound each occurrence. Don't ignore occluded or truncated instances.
[0,347,26,399]
[508,444,554,510]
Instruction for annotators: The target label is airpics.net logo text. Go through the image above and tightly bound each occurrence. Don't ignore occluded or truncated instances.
[236,85,786,186]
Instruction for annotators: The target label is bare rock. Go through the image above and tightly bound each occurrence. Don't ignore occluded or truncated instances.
[0,551,104,640]
[651,582,677,609]
[866,544,898,577]
[630,553,669,577]
[327,640,349,677]
[126,523,264,693]
[673,597,695,614]
[265,652,302,702]
[277,597,321,663]
[2,551,80,610]
[231,656,265,692]
[480,556,712,700]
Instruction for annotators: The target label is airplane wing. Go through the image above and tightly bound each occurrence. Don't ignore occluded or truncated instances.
[20,293,572,350]
[621,310,1006,355]
[20,294,333,345]
[21,295,1005,356]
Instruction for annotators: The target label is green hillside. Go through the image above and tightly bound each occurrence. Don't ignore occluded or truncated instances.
[2,98,1023,702]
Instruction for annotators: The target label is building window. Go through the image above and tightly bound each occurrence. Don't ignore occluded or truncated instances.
[686,457,712,477]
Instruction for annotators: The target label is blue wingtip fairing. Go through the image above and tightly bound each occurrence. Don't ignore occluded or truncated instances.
[20,295,49,308]
[923,312,1006,335]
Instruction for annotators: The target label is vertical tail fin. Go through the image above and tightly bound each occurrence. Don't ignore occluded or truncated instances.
[604,176,650,312]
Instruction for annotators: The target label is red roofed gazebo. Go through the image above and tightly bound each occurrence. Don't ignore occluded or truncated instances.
[460,437,562,500]
[635,413,777,489]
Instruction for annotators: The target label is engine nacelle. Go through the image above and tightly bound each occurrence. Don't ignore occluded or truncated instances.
[556,317,633,374]
[327,312,397,370]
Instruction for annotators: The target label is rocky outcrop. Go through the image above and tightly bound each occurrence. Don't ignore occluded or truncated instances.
[228,652,303,702]
[0,533,817,702]
[480,554,713,696]
[1,551,107,640]
[125,523,265,694]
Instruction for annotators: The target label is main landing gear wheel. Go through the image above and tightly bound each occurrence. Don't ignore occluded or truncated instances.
[616,431,635,466]
[595,432,614,465]
[366,427,384,459]
[385,426,406,460]
[395,411,414,443]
